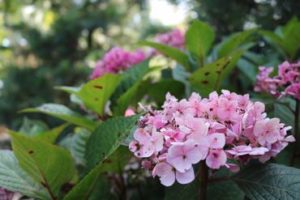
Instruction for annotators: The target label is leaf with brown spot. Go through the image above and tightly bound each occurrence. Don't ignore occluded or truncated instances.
[189,51,243,96]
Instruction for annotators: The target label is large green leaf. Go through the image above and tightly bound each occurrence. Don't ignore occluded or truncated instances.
[139,41,191,71]
[260,19,300,59]
[190,51,243,96]
[114,60,149,97]
[0,150,49,199]
[22,104,97,131]
[64,146,131,200]
[13,123,69,143]
[114,80,143,115]
[234,163,300,200]
[185,20,215,66]
[282,18,300,59]
[86,115,139,170]
[76,74,121,115]
[147,80,185,105]
[63,164,102,200]
[11,133,77,199]
[218,30,254,57]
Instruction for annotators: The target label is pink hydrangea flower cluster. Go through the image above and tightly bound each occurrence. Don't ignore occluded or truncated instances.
[129,91,294,186]
[255,61,300,100]
[155,29,185,49]
[90,47,146,79]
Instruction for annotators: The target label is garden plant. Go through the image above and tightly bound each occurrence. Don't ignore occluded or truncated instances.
[1,19,300,200]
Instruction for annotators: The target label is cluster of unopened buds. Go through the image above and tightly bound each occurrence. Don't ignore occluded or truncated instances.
[90,47,146,79]
[129,91,295,186]
[255,61,300,100]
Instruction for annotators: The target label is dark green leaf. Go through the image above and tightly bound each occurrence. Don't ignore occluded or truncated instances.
[85,115,139,170]
[234,163,300,200]
[64,146,131,200]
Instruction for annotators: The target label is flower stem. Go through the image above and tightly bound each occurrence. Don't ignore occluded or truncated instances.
[199,161,208,200]
[291,100,300,165]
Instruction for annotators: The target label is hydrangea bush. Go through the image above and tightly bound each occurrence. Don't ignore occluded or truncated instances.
[1,19,300,200]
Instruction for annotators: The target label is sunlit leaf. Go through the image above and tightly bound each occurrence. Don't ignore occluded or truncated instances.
[11,133,77,198]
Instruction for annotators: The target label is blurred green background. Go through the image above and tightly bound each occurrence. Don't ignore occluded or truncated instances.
[0,0,300,129]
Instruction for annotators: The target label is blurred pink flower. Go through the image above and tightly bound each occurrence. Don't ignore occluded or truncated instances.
[255,61,300,100]
[90,47,146,79]
[155,29,185,49]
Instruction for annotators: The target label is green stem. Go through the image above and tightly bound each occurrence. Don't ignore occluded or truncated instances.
[291,100,300,165]
[199,161,208,200]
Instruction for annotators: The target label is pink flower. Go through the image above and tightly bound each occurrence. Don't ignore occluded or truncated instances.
[253,118,282,145]
[206,149,227,169]
[90,47,146,79]
[208,133,225,149]
[285,83,300,100]
[227,145,269,156]
[153,162,194,186]
[124,107,135,117]
[129,91,294,186]
[167,140,207,172]
[255,61,300,99]
[129,128,163,157]
[155,29,185,49]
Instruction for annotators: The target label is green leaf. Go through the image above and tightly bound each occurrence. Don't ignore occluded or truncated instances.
[190,51,243,96]
[76,74,122,115]
[21,103,97,131]
[10,123,68,144]
[274,100,295,126]
[282,18,300,59]
[0,150,49,199]
[85,115,139,170]
[234,163,300,200]
[64,146,131,200]
[112,61,151,114]
[63,163,102,200]
[11,133,77,198]
[218,30,254,57]
[36,123,69,143]
[139,41,191,71]
[70,128,92,166]
[259,30,287,58]
[185,20,215,65]
[18,117,48,136]
[114,80,143,115]
[208,181,244,200]
[165,180,200,200]
[114,60,149,96]
[147,80,185,105]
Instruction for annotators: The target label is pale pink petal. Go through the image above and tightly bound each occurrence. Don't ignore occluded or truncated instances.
[206,149,227,169]
[153,163,176,187]
[167,143,192,172]
[208,133,225,149]
[176,167,195,184]
[249,147,269,155]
